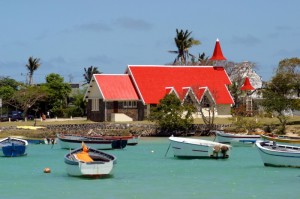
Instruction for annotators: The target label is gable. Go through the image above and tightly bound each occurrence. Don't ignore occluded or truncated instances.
[127,65,234,105]
[92,74,139,101]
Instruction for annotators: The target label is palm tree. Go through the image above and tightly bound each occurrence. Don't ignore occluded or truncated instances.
[169,29,200,65]
[26,56,41,85]
[83,66,101,84]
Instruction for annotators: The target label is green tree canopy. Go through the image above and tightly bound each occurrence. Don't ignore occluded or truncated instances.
[44,73,71,116]
[149,93,196,135]
[261,58,300,134]
[83,66,101,85]
[26,56,41,85]
[169,29,200,65]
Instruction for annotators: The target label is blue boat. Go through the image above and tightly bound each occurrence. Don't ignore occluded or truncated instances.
[0,137,28,157]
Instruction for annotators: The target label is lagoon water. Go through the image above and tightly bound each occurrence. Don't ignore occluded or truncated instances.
[1,137,300,199]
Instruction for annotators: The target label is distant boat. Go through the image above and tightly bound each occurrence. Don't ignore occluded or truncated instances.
[57,134,127,150]
[127,135,140,146]
[213,130,261,146]
[260,134,300,146]
[0,137,28,157]
[255,140,300,168]
[64,143,116,177]
[168,136,231,159]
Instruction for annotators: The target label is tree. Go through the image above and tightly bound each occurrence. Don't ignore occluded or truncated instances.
[169,29,200,65]
[7,85,48,117]
[26,56,41,85]
[44,73,71,117]
[277,57,300,97]
[149,93,196,135]
[83,66,101,85]
[261,69,299,134]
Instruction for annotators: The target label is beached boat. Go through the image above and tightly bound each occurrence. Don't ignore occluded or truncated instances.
[0,137,28,157]
[57,134,127,150]
[213,130,261,146]
[168,136,231,159]
[255,140,300,168]
[64,143,116,177]
[260,134,300,146]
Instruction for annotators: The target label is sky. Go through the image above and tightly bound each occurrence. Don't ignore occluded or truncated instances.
[1,0,300,85]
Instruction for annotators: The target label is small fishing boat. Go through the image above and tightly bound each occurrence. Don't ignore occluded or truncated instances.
[127,135,140,146]
[57,134,127,150]
[213,130,261,146]
[64,143,117,177]
[0,137,28,157]
[255,140,300,168]
[260,134,300,146]
[168,136,231,159]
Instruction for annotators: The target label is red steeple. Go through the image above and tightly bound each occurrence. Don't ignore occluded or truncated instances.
[240,77,255,91]
[210,38,227,61]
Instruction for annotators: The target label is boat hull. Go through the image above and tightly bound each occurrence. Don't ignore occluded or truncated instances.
[214,130,260,146]
[127,136,139,146]
[64,148,116,177]
[57,134,127,150]
[169,136,231,158]
[255,141,300,168]
[260,134,300,146]
[0,137,28,157]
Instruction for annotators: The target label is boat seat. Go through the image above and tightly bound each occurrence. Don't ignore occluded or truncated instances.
[74,152,94,163]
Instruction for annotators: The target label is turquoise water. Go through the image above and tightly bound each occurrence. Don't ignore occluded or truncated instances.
[1,137,300,199]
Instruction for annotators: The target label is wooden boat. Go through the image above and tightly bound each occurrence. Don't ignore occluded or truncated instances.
[64,143,117,177]
[57,134,127,150]
[127,135,140,146]
[168,136,231,159]
[255,140,300,168]
[260,134,300,146]
[213,130,260,146]
[0,137,28,157]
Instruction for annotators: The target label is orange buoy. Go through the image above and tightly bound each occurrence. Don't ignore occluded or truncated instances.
[44,168,51,173]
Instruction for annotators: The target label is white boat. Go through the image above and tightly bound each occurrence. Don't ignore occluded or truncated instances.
[213,130,260,146]
[255,140,300,168]
[64,144,117,177]
[260,134,300,146]
[57,134,127,150]
[0,137,28,157]
[168,136,231,158]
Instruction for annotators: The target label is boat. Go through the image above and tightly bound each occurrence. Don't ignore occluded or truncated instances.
[0,137,28,157]
[168,136,231,159]
[260,134,300,146]
[64,143,116,177]
[57,134,127,150]
[255,140,300,168]
[213,130,261,146]
[127,135,140,146]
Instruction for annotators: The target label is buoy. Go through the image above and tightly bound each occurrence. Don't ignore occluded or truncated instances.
[151,150,154,153]
[44,168,51,173]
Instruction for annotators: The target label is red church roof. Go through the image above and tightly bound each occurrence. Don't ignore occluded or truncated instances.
[210,39,227,61]
[127,65,234,105]
[240,77,255,91]
[93,74,139,101]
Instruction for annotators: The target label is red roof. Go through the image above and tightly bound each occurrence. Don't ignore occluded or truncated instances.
[94,74,139,101]
[240,77,255,91]
[127,65,234,105]
[210,39,227,61]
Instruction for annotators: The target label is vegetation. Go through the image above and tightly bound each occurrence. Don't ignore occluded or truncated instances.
[149,93,196,135]
[261,58,300,134]
[44,73,72,117]
[169,29,200,65]
[26,56,41,85]
[83,66,101,85]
